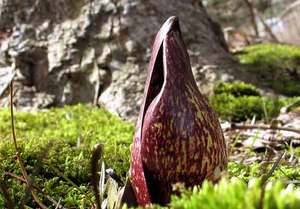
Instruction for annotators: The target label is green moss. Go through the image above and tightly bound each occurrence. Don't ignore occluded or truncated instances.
[228,162,300,182]
[214,81,261,97]
[1,104,299,208]
[167,178,300,209]
[237,44,300,96]
[0,104,133,208]
[209,81,299,122]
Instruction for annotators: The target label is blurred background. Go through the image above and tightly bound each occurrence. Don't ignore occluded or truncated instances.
[0,1,299,208]
[0,0,299,121]
[205,0,300,49]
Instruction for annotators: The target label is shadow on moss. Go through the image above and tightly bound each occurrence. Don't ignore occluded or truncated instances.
[236,43,300,96]
[209,81,299,122]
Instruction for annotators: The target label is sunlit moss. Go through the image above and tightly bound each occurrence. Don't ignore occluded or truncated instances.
[167,178,300,209]
[237,44,300,96]
[0,104,133,207]
[209,81,298,122]
[0,104,299,208]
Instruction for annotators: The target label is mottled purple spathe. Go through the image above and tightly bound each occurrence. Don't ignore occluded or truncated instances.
[130,16,227,206]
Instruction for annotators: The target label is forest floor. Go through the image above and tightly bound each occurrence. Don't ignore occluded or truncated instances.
[0,43,300,208]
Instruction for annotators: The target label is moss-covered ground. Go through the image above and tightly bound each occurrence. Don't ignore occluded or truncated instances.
[0,104,299,208]
[209,81,300,122]
[0,105,133,208]
[236,43,300,96]
[1,43,300,208]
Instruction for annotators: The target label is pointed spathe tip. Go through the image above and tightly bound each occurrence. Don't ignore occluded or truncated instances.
[150,16,181,65]
[164,16,179,26]
[160,16,180,34]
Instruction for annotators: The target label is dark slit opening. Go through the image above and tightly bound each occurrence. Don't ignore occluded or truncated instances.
[143,45,164,115]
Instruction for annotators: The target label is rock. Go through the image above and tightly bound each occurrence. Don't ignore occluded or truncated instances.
[14,86,55,109]
[0,0,117,108]
[278,107,300,139]
[100,60,145,121]
[0,0,245,121]
[0,66,14,98]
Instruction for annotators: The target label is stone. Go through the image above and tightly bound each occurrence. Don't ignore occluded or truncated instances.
[0,0,244,121]
[0,66,14,98]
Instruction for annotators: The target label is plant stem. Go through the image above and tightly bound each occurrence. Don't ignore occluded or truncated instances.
[10,81,48,209]
[4,172,65,209]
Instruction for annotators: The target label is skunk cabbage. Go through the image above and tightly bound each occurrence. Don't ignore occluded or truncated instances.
[130,16,227,206]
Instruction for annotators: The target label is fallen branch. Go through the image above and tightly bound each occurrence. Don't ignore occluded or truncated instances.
[242,0,259,37]
[259,152,285,209]
[229,123,300,135]
[10,81,48,209]
[55,199,62,209]
[4,172,65,209]
[262,152,285,183]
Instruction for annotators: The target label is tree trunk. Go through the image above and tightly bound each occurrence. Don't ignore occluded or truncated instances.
[0,0,245,121]
[242,0,260,37]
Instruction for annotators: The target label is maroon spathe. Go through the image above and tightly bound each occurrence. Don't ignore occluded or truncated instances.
[130,16,227,206]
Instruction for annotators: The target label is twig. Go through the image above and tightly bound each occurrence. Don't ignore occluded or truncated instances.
[259,152,285,209]
[0,178,14,209]
[44,162,80,189]
[242,0,259,37]
[262,152,285,183]
[43,161,94,205]
[257,12,279,43]
[55,199,62,209]
[229,123,300,135]
[4,172,65,209]
[10,81,48,209]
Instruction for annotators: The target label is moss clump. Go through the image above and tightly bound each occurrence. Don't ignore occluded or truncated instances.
[237,44,300,96]
[1,104,299,208]
[209,81,298,122]
[0,104,133,208]
[228,162,300,182]
[167,178,300,209]
[214,82,261,97]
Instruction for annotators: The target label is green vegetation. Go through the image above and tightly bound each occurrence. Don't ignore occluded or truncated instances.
[228,162,300,182]
[168,178,300,209]
[209,81,299,122]
[0,105,299,208]
[150,160,300,209]
[237,44,300,96]
[213,80,261,97]
[0,104,133,208]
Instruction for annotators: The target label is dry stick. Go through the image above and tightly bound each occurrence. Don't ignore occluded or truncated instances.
[242,0,259,37]
[262,152,285,183]
[230,123,300,135]
[43,160,95,205]
[21,142,54,206]
[256,11,279,43]
[259,152,285,209]
[0,179,14,209]
[243,0,279,42]
[55,199,62,209]
[4,172,65,209]
[10,81,48,209]
[44,162,80,189]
